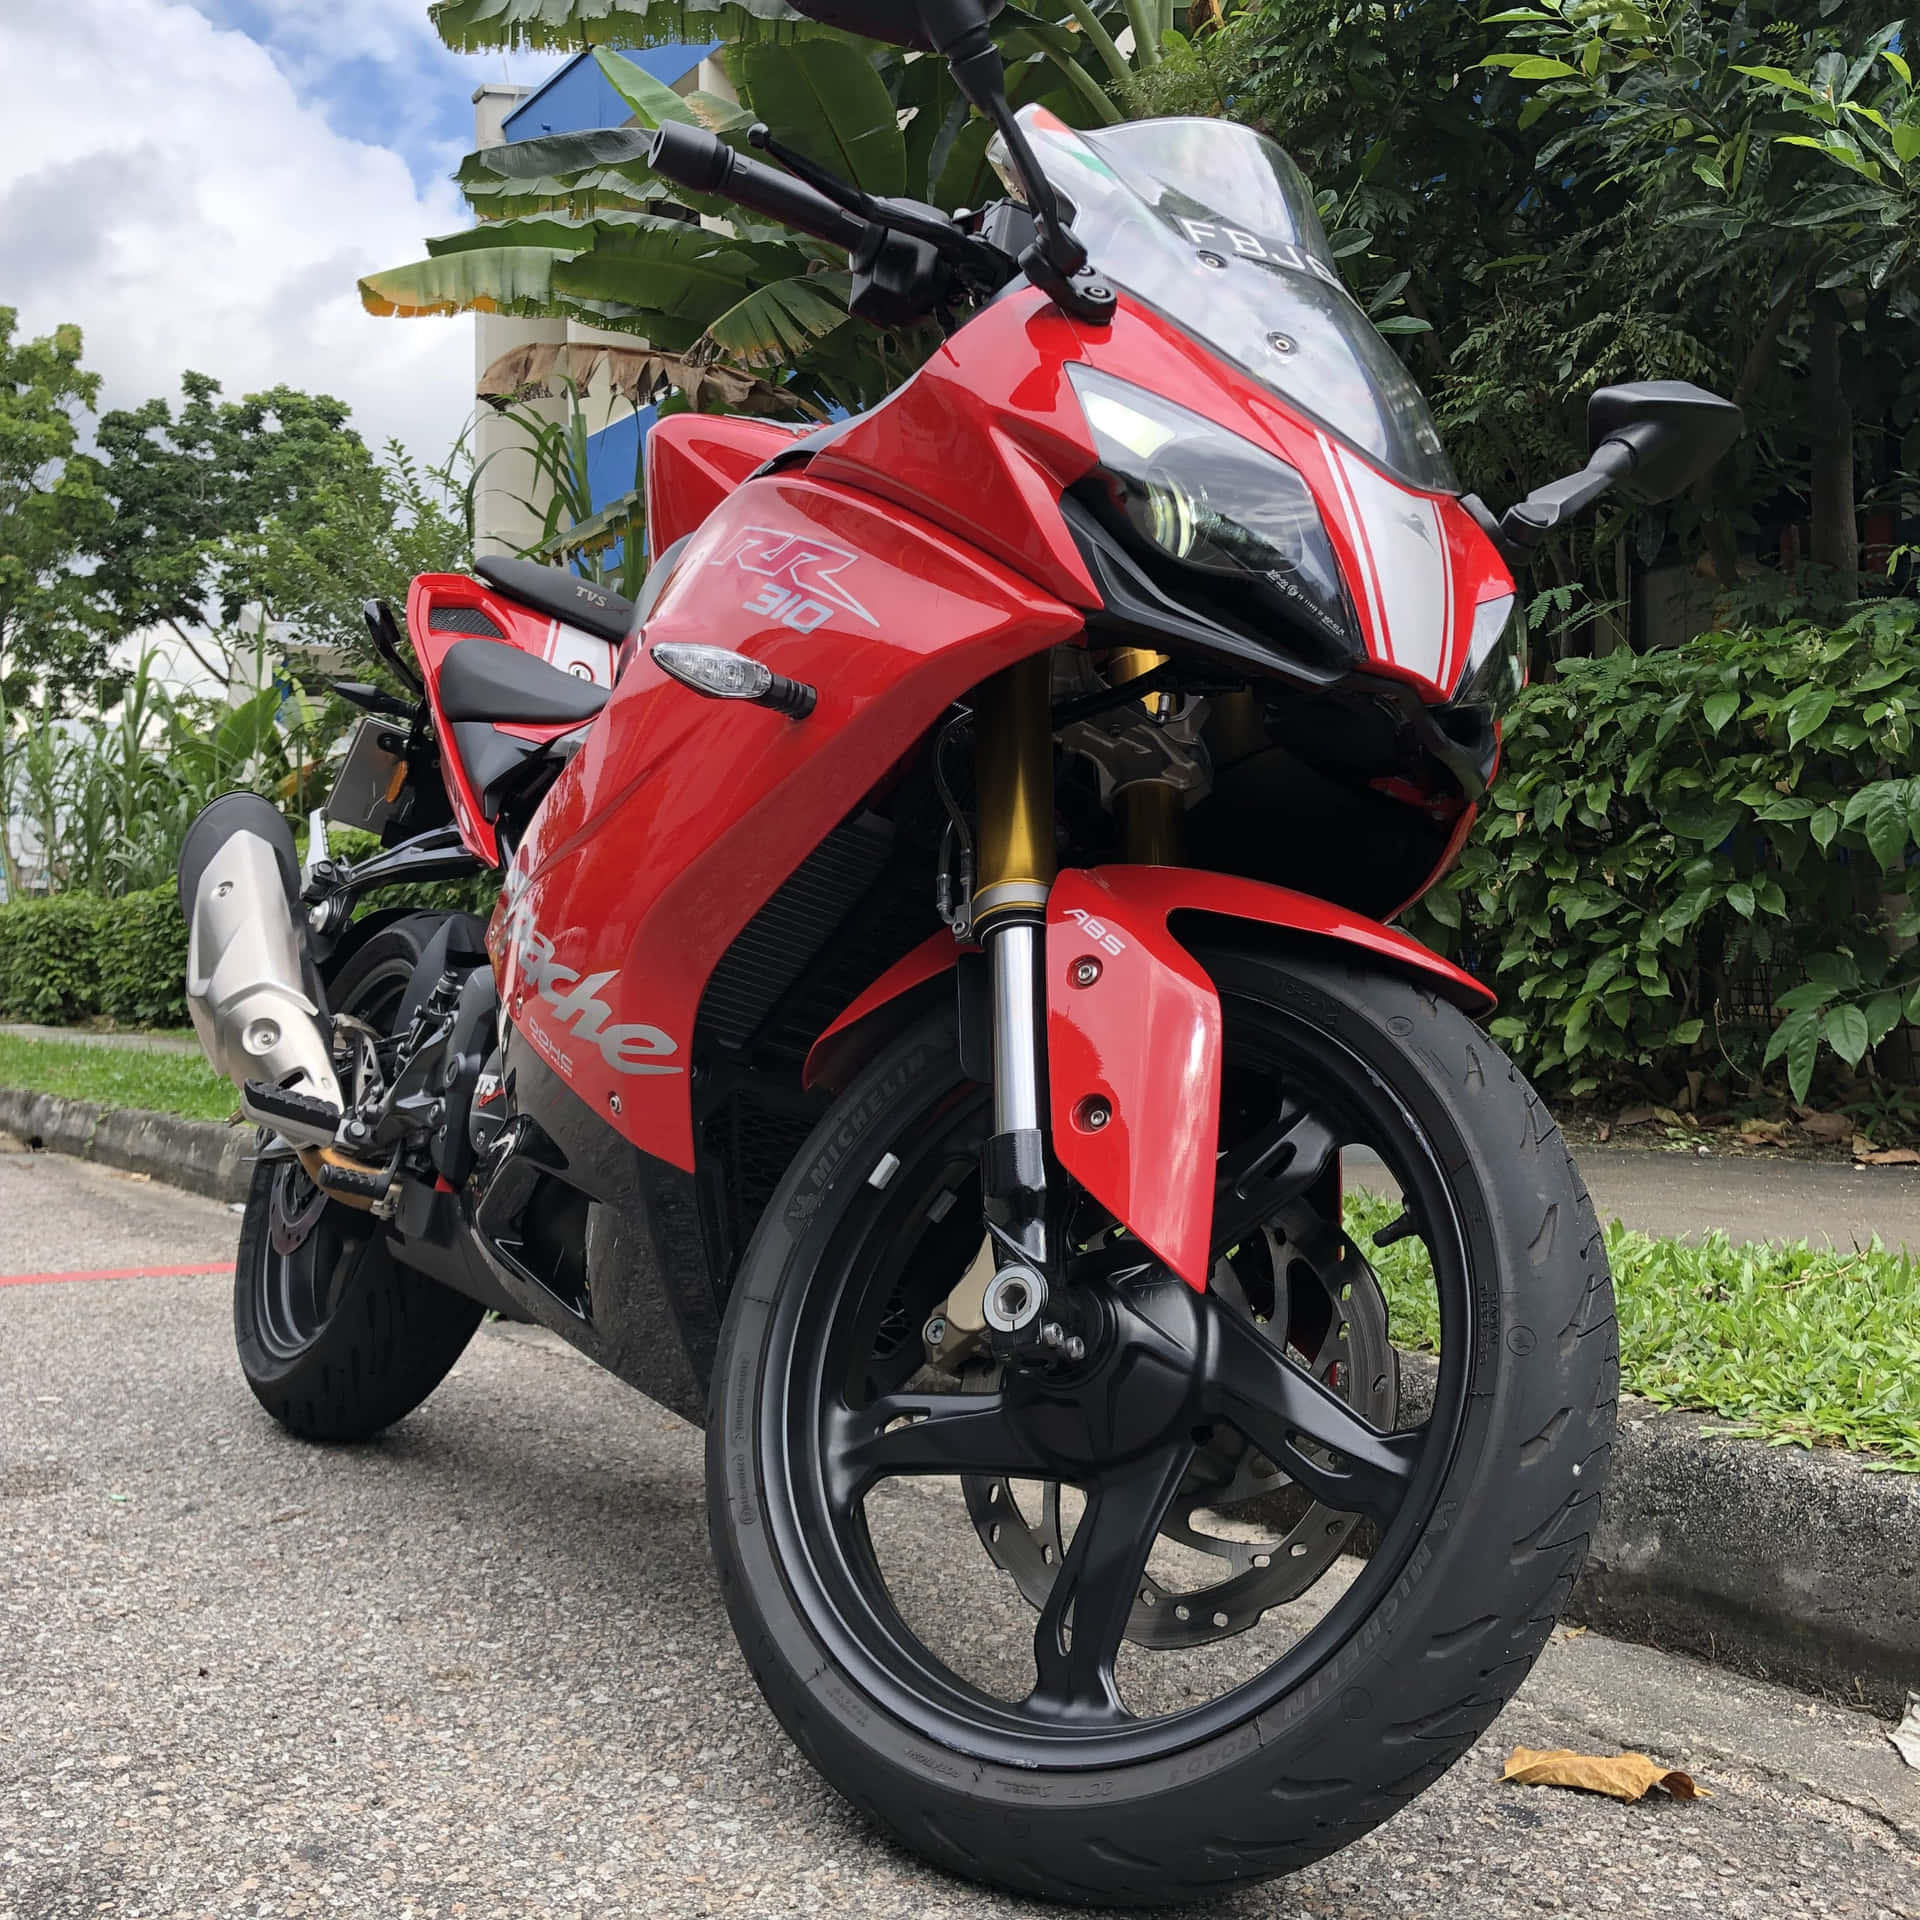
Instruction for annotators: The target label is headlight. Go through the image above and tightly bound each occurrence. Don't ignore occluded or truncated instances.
[1455,592,1524,716]
[1067,366,1359,661]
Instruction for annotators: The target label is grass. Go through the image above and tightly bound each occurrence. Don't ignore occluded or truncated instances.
[0,1034,237,1125]
[1345,1187,1920,1470]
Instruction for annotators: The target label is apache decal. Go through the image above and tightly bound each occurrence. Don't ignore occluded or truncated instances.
[714,525,878,633]
[501,889,681,1079]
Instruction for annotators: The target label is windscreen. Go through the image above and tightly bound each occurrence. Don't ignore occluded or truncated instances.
[1021,113,1457,495]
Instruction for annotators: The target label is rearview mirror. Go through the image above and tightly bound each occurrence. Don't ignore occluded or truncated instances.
[1586,380,1743,505]
[783,0,1004,49]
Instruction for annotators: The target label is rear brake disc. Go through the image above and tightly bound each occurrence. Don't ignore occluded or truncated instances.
[961,1201,1398,1650]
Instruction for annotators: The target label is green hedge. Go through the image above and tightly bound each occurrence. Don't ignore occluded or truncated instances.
[0,888,188,1028]
[1410,600,1920,1104]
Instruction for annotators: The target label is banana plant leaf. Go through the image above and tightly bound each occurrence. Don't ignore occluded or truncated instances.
[550,223,798,322]
[424,208,702,256]
[461,126,656,180]
[736,38,907,198]
[358,247,583,318]
[702,271,853,364]
[592,48,704,127]
[429,0,813,53]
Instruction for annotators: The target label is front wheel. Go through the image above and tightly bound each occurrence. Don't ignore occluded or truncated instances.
[708,945,1617,1905]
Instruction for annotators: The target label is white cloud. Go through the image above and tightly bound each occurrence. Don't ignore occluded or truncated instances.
[0,0,483,464]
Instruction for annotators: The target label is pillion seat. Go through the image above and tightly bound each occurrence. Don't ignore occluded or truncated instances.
[474,556,636,646]
[436,637,611,727]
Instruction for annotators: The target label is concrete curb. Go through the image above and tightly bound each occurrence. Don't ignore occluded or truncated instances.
[0,1087,255,1204]
[1570,1394,1920,1718]
[4,1088,1914,1714]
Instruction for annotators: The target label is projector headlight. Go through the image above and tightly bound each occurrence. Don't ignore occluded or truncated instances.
[1067,365,1358,661]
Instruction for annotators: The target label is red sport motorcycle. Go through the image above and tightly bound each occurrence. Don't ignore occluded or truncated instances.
[178,1,1739,1901]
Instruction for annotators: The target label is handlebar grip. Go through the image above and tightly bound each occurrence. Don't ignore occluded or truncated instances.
[647,122,869,253]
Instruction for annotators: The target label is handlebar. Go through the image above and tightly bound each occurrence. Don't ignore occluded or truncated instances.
[648,123,870,254]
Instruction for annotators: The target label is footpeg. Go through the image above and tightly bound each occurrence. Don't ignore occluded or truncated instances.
[309,1147,395,1207]
[243,1079,344,1137]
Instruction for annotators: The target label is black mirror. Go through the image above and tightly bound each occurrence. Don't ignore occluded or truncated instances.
[1586,380,1742,505]
[784,0,1003,50]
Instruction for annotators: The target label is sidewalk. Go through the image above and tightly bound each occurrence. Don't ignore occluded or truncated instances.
[1349,1143,1920,1250]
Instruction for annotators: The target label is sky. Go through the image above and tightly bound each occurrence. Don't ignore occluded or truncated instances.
[0,0,566,466]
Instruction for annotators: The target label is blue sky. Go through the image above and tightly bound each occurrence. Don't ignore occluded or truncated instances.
[182,1,569,191]
[0,1,570,461]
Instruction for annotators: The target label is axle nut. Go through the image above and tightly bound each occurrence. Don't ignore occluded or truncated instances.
[982,1266,1046,1335]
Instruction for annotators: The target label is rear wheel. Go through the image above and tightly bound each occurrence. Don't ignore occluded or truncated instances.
[708,946,1616,1904]
[233,920,484,1442]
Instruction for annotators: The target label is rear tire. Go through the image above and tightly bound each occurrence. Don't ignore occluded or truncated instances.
[233,918,484,1442]
[707,946,1617,1904]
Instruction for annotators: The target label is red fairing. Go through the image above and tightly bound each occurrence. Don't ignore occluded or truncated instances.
[1047,870,1222,1289]
[801,867,1494,1288]
[1048,869,1491,1291]
[804,928,968,1093]
[498,474,1083,1171]
[809,286,1514,701]
[406,573,621,865]
[645,413,808,555]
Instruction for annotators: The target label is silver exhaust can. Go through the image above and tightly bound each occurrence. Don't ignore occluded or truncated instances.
[177,793,341,1145]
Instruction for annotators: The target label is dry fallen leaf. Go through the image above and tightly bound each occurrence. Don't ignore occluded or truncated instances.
[1858,1147,1920,1167]
[1616,1104,1656,1129]
[1796,1110,1854,1143]
[1502,1747,1710,1803]
[1891,1693,1920,1770]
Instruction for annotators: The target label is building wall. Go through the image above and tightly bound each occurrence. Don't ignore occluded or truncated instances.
[470,50,726,562]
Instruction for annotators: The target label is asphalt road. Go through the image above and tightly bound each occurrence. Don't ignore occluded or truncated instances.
[2,1145,1916,1920]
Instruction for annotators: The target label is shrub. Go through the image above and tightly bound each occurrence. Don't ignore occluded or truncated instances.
[1409,600,1920,1104]
[0,886,187,1027]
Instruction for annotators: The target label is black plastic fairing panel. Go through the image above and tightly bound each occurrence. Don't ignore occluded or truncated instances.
[464,1025,716,1423]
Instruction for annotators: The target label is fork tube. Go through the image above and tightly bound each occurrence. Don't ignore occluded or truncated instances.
[971,655,1056,1273]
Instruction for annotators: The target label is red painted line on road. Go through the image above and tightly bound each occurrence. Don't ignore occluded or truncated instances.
[0,1262,232,1290]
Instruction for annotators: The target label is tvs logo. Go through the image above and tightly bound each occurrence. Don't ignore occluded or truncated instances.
[715,526,877,634]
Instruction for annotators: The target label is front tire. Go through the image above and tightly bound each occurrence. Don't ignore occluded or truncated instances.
[708,946,1616,1904]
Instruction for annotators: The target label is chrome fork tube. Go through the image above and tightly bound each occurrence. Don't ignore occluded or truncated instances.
[989,922,1046,1140]
[971,656,1056,1288]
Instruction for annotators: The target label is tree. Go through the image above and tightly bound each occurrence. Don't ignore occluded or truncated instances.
[235,439,476,680]
[1481,1,1920,594]
[91,376,387,683]
[0,309,110,710]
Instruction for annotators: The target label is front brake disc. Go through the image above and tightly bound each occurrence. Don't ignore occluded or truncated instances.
[961,1200,1399,1650]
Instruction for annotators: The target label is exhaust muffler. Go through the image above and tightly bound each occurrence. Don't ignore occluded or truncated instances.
[177,793,342,1147]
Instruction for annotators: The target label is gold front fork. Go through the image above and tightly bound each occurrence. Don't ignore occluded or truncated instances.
[971,653,1057,930]
[1107,646,1181,866]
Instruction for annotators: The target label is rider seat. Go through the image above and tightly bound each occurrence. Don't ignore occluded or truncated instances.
[474,556,636,646]
[437,638,610,726]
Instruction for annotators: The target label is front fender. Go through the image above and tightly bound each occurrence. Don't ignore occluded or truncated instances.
[804,866,1492,1291]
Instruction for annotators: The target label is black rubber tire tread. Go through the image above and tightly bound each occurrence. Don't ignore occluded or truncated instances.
[232,919,485,1443]
[707,944,1617,1906]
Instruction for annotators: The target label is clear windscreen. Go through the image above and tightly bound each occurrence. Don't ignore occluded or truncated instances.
[1019,113,1457,495]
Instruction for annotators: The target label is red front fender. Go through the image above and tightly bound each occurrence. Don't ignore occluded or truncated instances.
[805,867,1492,1290]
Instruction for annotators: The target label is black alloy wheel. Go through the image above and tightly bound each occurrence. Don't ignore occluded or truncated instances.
[709,944,1617,1903]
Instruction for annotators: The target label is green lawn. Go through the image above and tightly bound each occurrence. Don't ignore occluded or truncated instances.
[1346,1187,1920,1469]
[0,1034,236,1124]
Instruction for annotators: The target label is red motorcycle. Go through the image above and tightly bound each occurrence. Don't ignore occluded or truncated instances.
[179,1,1738,1900]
